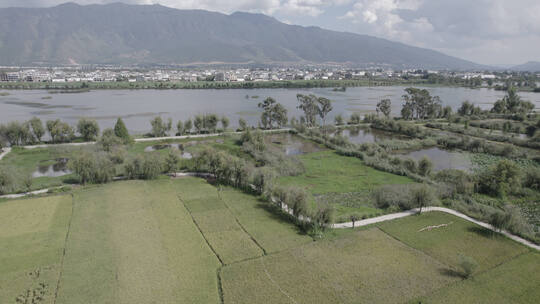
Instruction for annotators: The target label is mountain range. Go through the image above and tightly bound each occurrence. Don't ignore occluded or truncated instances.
[511,61,540,72]
[0,2,487,70]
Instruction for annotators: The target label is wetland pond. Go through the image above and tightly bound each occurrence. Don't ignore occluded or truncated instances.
[395,147,472,172]
[32,158,72,177]
[266,133,324,155]
[332,127,408,144]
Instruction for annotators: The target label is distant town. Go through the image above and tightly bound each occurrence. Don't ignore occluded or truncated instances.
[1,66,539,88]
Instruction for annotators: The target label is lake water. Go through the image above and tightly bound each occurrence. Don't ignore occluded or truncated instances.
[1,86,539,134]
[395,147,472,172]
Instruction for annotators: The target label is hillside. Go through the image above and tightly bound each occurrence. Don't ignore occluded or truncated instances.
[512,61,540,72]
[0,2,484,69]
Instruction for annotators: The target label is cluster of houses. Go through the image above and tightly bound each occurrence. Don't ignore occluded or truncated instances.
[0,66,528,83]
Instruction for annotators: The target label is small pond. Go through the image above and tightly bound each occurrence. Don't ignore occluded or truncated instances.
[266,133,324,155]
[143,142,193,159]
[395,147,472,172]
[332,127,408,144]
[32,158,72,178]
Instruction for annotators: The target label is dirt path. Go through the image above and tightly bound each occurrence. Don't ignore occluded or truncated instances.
[0,147,11,160]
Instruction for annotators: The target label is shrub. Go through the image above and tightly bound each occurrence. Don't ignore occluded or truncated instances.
[109,146,126,164]
[334,114,344,126]
[312,205,334,229]
[124,153,164,180]
[434,169,475,195]
[238,118,248,131]
[372,184,414,210]
[403,158,417,173]
[523,167,540,190]
[488,210,512,232]
[287,187,308,218]
[458,254,478,278]
[250,167,277,196]
[348,113,361,124]
[0,165,24,194]
[478,160,521,197]
[410,184,435,213]
[97,128,123,152]
[69,152,115,184]
[164,151,180,173]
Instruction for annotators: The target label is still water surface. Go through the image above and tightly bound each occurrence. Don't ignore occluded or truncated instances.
[1,86,539,134]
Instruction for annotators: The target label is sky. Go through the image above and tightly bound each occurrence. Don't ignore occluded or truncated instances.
[1,0,539,66]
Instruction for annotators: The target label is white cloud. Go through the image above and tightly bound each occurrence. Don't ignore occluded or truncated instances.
[340,0,540,64]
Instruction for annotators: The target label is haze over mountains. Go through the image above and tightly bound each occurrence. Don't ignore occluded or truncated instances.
[511,61,540,72]
[0,2,489,70]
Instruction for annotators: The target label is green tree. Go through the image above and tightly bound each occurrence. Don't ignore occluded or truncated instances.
[221,116,229,131]
[114,118,132,144]
[296,94,319,127]
[150,116,171,137]
[411,185,434,213]
[194,115,203,133]
[317,97,333,126]
[204,114,218,133]
[258,97,288,129]
[47,120,73,143]
[176,120,184,135]
[376,99,392,118]
[334,114,344,126]
[29,117,45,142]
[418,157,433,176]
[77,118,100,141]
[0,121,25,145]
[491,87,534,114]
[184,119,193,134]
[238,118,248,131]
[401,88,441,119]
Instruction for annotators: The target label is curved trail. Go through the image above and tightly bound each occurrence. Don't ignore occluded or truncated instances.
[0,147,11,160]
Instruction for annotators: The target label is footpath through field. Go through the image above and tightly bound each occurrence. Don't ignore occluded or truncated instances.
[0,147,10,160]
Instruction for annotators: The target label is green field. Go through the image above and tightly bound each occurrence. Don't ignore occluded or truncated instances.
[222,228,456,304]
[1,178,538,304]
[278,150,415,220]
[417,252,540,304]
[0,195,72,304]
[56,180,221,304]
[379,212,529,272]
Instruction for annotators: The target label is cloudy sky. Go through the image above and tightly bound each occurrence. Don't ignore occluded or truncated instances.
[2,0,539,65]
